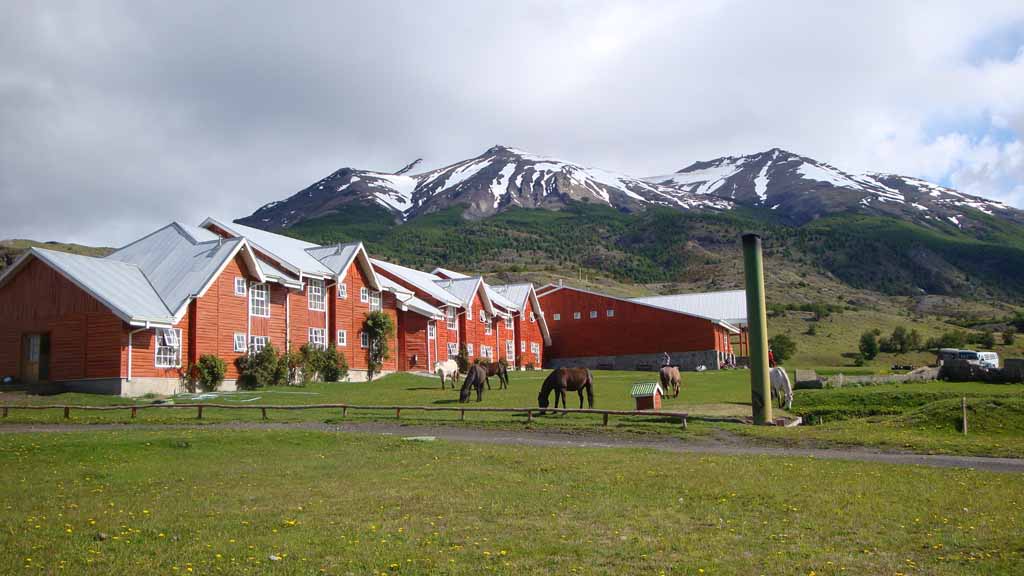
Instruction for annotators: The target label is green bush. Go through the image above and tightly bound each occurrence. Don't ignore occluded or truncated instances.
[859,331,879,360]
[296,344,348,383]
[236,344,285,389]
[193,354,227,392]
[768,334,797,364]
[456,344,469,373]
[1004,328,1017,346]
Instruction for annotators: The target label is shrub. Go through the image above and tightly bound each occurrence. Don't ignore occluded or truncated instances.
[456,344,469,373]
[859,331,879,360]
[194,354,227,392]
[236,344,284,389]
[768,334,797,364]
[806,323,817,336]
[363,311,395,381]
[852,353,866,367]
[978,329,996,349]
[1004,327,1017,346]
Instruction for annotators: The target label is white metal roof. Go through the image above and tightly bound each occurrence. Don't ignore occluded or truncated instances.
[201,217,334,278]
[631,290,747,327]
[491,283,532,309]
[27,248,175,326]
[107,223,262,318]
[306,242,382,290]
[371,258,463,307]
[377,274,413,295]
[433,277,495,313]
[431,266,470,279]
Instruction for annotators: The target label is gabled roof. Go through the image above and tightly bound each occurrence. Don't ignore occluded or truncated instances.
[631,290,748,327]
[371,258,463,307]
[256,257,303,290]
[491,283,532,309]
[431,267,470,279]
[306,242,381,290]
[0,248,176,327]
[106,222,265,319]
[201,217,334,279]
[537,283,740,334]
[433,277,495,314]
[378,275,443,319]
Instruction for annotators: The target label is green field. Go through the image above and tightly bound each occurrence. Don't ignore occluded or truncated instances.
[1,428,1021,575]
[3,370,1023,457]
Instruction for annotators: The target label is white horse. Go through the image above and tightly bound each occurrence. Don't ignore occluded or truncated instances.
[435,359,460,390]
[769,367,793,410]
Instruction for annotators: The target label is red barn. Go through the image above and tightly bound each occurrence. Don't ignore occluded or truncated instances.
[537,284,740,372]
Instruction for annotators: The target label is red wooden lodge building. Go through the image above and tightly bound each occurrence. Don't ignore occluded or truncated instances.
[0,219,550,396]
[536,283,746,372]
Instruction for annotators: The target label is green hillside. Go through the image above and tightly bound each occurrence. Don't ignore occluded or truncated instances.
[0,240,113,272]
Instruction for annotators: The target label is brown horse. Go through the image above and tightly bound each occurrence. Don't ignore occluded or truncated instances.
[459,364,488,403]
[538,367,594,412]
[659,366,681,398]
[481,360,509,390]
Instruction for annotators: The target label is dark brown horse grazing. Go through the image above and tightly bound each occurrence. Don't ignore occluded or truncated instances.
[459,364,488,403]
[538,367,594,412]
[659,366,681,398]
[482,360,509,390]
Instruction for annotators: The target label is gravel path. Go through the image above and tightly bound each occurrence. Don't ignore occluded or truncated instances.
[2,421,1022,473]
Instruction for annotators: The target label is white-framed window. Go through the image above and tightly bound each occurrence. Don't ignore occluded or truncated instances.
[308,327,326,350]
[485,322,492,335]
[573,311,581,320]
[360,332,369,349]
[155,328,182,368]
[467,343,474,357]
[446,306,457,330]
[308,279,325,311]
[589,310,597,319]
[479,309,487,323]
[427,323,436,340]
[505,316,513,330]
[506,339,514,359]
[337,329,347,347]
[249,335,269,353]
[337,282,347,299]
[521,340,527,353]
[530,312,536,323]
[481,345,492,359]
[531,342,540,356]
[234,277,246,296]
[249,283,270,317]
[369,290,382,312]
[447,342,458,357]
[360,287,369,303]
[607,309,615,318]
[553,313,561,321]
[233,332,246,352]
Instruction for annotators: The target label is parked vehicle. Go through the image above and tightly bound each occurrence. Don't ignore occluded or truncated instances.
[957,350,980,365]
[936,348,960,366]
[977,351,1000,369]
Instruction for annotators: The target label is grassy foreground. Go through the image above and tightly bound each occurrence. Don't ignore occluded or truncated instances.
[1,428,1022,575]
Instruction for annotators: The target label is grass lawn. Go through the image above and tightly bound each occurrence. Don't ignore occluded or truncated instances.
[1,428,1021,575]
[3,370,1024,456]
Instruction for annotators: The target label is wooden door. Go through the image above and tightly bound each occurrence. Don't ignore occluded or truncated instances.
[20,334,50,383]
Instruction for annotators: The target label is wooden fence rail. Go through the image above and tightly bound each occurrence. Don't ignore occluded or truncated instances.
[0,403,689,429]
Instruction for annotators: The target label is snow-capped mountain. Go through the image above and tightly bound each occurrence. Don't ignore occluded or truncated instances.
[237,145,1020,233]
[645,148,1017,228]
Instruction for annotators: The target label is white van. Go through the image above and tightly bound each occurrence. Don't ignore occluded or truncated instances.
[977,351,1000,369]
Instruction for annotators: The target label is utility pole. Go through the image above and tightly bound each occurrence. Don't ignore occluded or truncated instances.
[742,233,773,425]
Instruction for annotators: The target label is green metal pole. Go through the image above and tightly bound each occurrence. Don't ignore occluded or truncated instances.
[742,233,773,425]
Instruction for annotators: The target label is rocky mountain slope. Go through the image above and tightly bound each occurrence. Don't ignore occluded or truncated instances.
[238,145,1020,235]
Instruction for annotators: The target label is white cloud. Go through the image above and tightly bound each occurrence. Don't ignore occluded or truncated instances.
[0,0,1022,244]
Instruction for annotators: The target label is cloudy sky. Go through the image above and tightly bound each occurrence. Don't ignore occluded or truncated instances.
[2,1,1023,245]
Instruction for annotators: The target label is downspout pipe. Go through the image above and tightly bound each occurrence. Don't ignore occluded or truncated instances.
[742,233,773,425]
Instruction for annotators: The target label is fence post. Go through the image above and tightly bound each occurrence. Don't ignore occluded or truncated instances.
[2,406,7,418]
[261,407,267,420]
[962,397,967,435]
[197,405,203,420]
[131,407,137,419]
[342,406,348,418]
[527,410,533,423]
[460,409,465,421]
[602,413,609,426]
[680,415,688,430]
[396,408,401,420]
[63,407,70,420]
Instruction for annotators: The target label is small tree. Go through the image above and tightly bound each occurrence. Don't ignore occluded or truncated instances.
[768,334,797,364]
[1004,327,1017,346]
[236,343,283,389]
[194,354,227,392]
[979,329,996,349]
[363,311,395,381]
[455,343,469,373]
[859,331,879,360]
[806,323,818,336]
